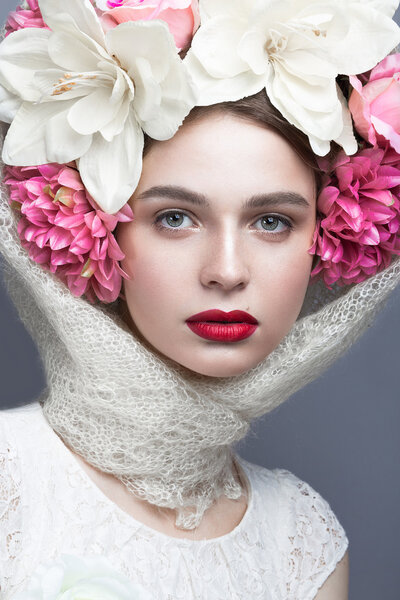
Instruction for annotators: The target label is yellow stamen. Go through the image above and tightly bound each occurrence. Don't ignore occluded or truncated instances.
[81,258,95,279]
[52,82,76,96]
[43,185,55,199]
[54,186,75,208]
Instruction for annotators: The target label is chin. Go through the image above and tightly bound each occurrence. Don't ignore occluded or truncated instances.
[175,356,262,378]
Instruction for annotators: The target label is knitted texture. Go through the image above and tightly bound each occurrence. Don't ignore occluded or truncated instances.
[1,118,400,528]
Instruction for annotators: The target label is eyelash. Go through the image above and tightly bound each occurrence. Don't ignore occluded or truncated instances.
[153,210,294,236]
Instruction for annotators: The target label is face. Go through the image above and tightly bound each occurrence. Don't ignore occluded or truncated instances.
[117,113,317,377]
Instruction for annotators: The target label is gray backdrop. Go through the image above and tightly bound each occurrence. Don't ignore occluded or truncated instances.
[0,2,399,598]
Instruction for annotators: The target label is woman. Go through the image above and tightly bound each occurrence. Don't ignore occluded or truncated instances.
[0,0,399,598]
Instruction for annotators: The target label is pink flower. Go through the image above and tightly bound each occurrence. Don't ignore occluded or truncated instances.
[5,163,134,304]
[349,53,400,153]
[97,0,200,50]
[5,0,48,36]
[309,145,400,288]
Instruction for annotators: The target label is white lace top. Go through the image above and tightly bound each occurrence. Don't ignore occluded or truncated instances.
[0,402,348,600]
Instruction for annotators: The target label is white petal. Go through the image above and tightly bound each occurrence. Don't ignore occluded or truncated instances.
[266,63,344,140]
[273,64,338,113]
[67,86,122,135]
[106,21,175,83]
[141,60,196,139]
[280,50,338,83]
[48,30,110,73]
[39,0,105,47]
[2,100,92,165]
[0,85,22,123]
[324,3,400,74]
[238,28,269,76]
[199,0,254,21]
[0,28,52,101]
[100,96,130,141]
[111,68,134,105]
[78,112,144,214]
[132,57,162,124]
[191,16,249,78]
[46,110,94,163]
[184,51,265,105]
[354,0,399,18]
[307,135,331,156]
[333,85,358,155]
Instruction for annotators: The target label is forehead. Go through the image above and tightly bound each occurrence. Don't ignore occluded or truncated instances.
[139,113,316,204]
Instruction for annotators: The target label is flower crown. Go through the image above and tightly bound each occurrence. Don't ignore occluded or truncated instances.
[0,0,400,302]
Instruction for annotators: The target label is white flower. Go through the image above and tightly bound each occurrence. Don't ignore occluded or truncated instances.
[0,0,196,213]
[185,0,400,156]
[11,554,152,600]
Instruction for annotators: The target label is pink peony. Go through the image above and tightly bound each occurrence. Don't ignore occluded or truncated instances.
[349,53,400,153]
[5,0,48,36]
[5,163,134,304]
[97,0,200,50]
[309,145,400,288]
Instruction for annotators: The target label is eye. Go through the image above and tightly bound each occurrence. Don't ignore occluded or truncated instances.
[154,210,194,231]
[254,215,293,234]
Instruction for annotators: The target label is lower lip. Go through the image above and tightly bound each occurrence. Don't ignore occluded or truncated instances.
[186,321,258,342]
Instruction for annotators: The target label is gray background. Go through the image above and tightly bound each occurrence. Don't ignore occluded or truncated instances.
[0,2,399,598]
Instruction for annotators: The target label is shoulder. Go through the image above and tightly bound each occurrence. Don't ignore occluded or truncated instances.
[240,459,349,600]
[0,401,50,503]
[0,401,47,450]
[0,404,44,593]
[0,400,46,486]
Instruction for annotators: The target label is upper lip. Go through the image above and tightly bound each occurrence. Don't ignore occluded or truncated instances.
[186,309,258,324]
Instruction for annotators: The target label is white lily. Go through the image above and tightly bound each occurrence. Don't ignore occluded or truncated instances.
[0,0,196,213]
[185,0,400,156]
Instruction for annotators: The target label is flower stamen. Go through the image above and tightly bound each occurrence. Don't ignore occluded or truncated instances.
[51,73,99,96]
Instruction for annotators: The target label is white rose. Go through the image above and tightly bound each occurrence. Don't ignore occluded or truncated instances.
[12,554,152,600]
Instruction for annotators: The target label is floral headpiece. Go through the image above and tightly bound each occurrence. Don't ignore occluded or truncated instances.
[0,0,400,301]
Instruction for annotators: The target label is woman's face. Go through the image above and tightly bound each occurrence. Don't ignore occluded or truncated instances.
[117,113,317,377]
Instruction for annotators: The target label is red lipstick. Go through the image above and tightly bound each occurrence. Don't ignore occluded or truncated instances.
[186,310,258,342]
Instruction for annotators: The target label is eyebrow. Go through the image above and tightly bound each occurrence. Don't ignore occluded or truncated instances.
[136,185,310,209]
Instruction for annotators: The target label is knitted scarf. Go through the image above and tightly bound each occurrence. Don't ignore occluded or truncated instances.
[1,124,399,528]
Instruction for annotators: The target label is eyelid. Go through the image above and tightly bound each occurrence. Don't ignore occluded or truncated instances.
[153,209,294,234]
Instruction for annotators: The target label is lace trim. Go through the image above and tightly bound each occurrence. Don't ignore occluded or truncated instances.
[0,417,23,595]
[0,406,349,600]
[279,469,349,599]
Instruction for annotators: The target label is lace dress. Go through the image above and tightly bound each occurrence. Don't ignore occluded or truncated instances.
[0,402,348,600]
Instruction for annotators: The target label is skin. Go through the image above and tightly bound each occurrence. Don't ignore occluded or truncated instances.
[117,112,318,377]
[70,112,350,595]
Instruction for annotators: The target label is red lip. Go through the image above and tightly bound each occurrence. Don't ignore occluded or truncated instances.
[186,310,258,324]
[186,310,258,342]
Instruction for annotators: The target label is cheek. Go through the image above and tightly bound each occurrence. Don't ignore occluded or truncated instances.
[259,243,313,339]
[118,225,191,320]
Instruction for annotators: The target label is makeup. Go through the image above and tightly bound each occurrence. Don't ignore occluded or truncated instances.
[186,310,258,342]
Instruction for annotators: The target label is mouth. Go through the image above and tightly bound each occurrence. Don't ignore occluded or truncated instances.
[186,309,259,342]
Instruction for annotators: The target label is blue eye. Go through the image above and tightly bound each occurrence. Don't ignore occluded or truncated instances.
[255,215,292,233]
[154,211,293,235]
[155,211,193,230]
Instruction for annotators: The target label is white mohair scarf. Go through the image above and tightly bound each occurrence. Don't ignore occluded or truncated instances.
[1,124,400,529]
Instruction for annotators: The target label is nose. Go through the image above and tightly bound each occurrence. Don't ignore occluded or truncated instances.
[199,226,251,291]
